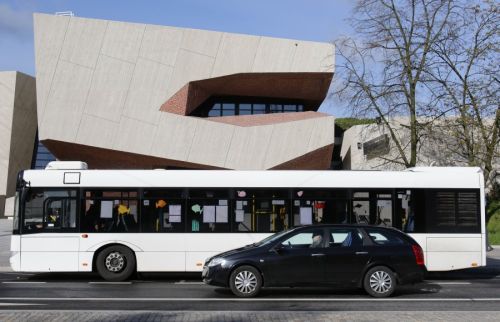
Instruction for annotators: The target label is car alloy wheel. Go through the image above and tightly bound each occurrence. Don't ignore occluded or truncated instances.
[234,270,258,294]
[369,270,392,294]
[229,265,262,297]
[363,265,396,298]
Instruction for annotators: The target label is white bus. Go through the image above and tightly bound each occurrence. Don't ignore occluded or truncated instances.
[10,162,486,281]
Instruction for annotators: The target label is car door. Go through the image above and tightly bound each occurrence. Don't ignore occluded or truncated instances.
[262,228,327,286]
[323,227,370,285]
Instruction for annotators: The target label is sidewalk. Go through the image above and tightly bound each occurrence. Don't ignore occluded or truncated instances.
[0,218,13,271]
[0,310,499,322]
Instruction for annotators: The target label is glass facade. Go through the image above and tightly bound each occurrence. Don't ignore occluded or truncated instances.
[31,133,56,169]
[193,97,305,117]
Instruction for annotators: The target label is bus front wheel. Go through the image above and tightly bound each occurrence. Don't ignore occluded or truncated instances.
[96,245,136,282]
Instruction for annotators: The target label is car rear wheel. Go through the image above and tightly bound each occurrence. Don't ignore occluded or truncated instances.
[229,265,262,297]
[363,266,396,298]
[96,245,136,282]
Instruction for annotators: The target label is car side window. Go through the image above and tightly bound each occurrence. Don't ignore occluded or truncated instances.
[327,228,363,247]
[365,228,406,245]
[281,229,325,249]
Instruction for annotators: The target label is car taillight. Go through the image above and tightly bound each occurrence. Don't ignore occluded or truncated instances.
[411,244,425,266]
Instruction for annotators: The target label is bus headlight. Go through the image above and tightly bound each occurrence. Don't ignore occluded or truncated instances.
[208,257,226,267]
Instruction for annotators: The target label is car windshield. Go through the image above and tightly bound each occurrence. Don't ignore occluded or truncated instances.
[254,229,293,246]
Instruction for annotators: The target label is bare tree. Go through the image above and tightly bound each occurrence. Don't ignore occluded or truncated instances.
[425,0,499,191]
[334,0,454,168]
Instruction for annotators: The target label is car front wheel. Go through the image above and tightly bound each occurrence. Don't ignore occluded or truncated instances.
[363,266,396,298]
[229,265,262,297]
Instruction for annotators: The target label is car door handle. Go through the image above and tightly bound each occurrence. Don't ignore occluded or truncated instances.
[355,251,368,255]
[311,253,325,257]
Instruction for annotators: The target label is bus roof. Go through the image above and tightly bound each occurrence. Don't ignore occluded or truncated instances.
[21,167,483,189]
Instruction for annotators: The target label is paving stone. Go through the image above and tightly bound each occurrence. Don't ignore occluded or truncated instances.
[0,311,500,321]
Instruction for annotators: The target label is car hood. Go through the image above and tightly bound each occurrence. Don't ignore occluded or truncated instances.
[206,243,262,264]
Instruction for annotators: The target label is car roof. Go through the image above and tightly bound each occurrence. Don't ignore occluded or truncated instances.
[295,224,405,234]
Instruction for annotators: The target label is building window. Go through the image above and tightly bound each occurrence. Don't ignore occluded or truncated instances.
[31,133,56,169]
[192,97,306,117]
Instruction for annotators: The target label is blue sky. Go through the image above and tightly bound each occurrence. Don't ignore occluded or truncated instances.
[0,0,355,115]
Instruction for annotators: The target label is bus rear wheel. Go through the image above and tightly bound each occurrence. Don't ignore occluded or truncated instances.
[96,245,136,282]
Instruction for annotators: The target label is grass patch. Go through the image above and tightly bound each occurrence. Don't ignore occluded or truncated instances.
[335,118,376,131]
[487,199,500,245]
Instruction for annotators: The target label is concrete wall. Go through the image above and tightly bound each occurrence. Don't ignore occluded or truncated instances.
[340,120,500,182]
[341,121,438,171]
[0,72,37,217]
[34,14,335,170]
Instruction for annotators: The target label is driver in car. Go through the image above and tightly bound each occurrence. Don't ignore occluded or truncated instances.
[310,230,323,248]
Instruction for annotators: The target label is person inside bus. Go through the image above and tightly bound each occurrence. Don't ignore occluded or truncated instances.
[84,202,100,232]
[46,208,61,228]
[310,230,323,248]
[155,199,167,232]
[109,203,137,232]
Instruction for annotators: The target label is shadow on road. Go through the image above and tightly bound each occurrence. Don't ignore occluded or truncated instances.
[212,283,441,298]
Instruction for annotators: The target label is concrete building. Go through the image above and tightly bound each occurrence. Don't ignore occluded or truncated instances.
[34,13,336,170]
[0,72,37,217]
[0,13,338,216]
[340,120,499,190]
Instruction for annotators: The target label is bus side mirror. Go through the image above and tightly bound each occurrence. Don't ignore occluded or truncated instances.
[21,185,30,203]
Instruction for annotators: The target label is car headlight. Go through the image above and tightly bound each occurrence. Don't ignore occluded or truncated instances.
[208,257,226,267]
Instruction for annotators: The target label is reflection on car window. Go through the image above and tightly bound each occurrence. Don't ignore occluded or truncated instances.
[282,233,313,246]
[280,229,324,249]
[366,228,406,245]
[327,228,363,247]
[254,229,291,246]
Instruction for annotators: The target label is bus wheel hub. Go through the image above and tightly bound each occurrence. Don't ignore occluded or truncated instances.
[105,252,125,272]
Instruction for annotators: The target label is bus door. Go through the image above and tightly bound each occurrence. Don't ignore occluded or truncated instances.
[20,190,80,271]
[352,191,393,227]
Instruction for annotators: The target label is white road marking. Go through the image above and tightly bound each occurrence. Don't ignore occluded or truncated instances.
[430,282,472,285]
[0,297,498,302]
[88,282,132,285]
[0,272,34,275]
[2,281,46,284]
[174,281,205,285]
[0,303,45,306]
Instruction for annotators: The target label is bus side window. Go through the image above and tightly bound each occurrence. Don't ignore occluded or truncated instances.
[233,189,289,233]
[141,199,185,233]
[82,190,139,233]
[292,189,349,227]
[187,189,231,233]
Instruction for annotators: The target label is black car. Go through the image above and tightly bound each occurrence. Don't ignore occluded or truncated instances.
[202,225,426,297]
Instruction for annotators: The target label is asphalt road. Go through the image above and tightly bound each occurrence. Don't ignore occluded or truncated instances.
[0,268,499,312]
[1,219,499,320]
